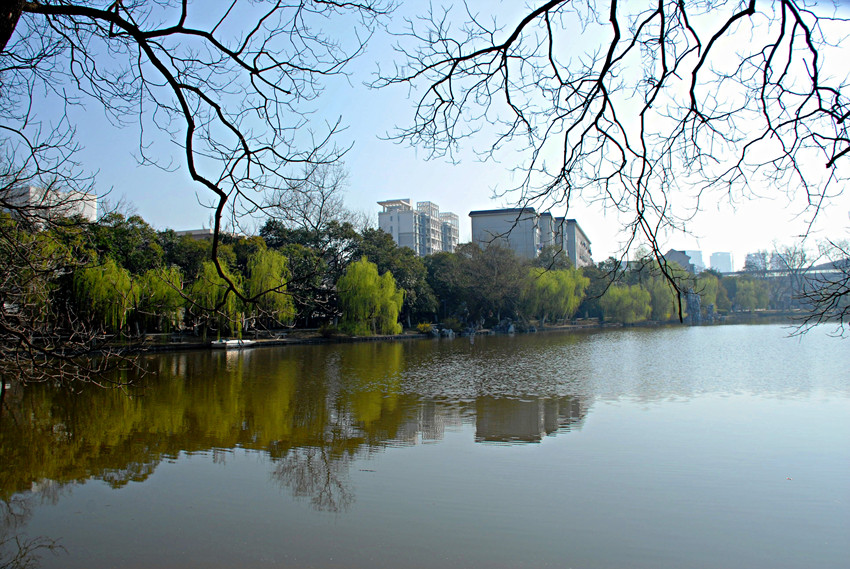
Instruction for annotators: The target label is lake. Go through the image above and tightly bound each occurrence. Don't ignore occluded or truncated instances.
[1,324,848,568]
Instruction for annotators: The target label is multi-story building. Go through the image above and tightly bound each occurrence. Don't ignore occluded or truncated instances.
[175,228,215,240]
[470,208,593,266]
[555,218,593,268]
[664,249,696,273]
[439,211,460,252]
[710,252,734,274]
[469,207,544,259]
[6,185,98,222]
[378,199,459,256]
[685,250,706,273]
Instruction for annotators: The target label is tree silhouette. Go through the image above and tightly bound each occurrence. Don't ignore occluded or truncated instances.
[380,0,849,319]
[0,1,389,382]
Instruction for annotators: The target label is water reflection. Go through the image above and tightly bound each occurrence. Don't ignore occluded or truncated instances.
[475,396,586,443]
[0,489,65,568]
[271,446,355,512]
[0,341,589,520]
[2,325,849,568]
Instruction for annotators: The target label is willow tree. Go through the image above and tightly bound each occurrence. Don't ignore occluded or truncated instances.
[523,267,590,326]
[337,257,404,336]
[734,278,770,312]
[245,248,296,328]
[600,285,652,324]
[136,266,184,333]
[188,261,242,338]
[74,257,137,334]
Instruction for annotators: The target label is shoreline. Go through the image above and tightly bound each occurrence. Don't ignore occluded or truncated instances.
[115,309,811,355]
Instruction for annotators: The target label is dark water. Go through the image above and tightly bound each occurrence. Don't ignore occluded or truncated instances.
[1,324,848,568]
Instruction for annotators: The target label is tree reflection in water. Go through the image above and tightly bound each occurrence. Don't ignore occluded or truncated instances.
[0,491,64,569]
[0,343,588,524]
[271,446,354,513]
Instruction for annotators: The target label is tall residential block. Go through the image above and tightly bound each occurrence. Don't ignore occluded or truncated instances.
[378,199,459,256]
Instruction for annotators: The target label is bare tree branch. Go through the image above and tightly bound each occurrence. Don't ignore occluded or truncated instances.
[378,0,849,319]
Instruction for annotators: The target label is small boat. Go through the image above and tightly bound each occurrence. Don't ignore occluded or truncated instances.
[210,339,256,349]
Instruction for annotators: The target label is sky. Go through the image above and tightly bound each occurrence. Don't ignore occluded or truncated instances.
[49,1,850,272]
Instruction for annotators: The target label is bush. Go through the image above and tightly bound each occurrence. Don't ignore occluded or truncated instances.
[416,322,433,334]
[442,317,463,333]
[319,323,339,338]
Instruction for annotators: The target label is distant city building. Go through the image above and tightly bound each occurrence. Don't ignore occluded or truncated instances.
[664,249,696,273]
[744,251,768,272]
[378,199,459,256]
[469,208,593,266]
[684,250,706,273]
[6,185,98,222]
[710,252,734,273]
[175,228,215,240]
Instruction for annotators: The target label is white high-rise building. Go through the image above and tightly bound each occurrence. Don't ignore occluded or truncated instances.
[556,218,593,268]
[378,199,459,256]
[6,185,98,222]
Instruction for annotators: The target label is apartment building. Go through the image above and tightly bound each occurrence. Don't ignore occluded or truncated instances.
[469,208,542,259]
[378,199,459,256]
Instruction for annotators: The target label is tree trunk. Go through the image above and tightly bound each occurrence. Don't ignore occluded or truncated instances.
[1,1,25,52]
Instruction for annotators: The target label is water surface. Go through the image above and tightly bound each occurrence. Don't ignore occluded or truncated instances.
[1,324,848,568]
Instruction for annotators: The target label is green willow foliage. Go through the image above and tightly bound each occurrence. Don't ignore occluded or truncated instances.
[599,285,652,324]
[136,266,184,332]
[189,261,243,336]
[523,267,589,325]
[74,257,137,333]
[337,257,404,335]
[644,276,679,321]
[696,273,720,309]
[245,248,295,326]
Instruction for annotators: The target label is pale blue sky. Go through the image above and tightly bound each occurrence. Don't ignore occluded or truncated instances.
[53,1,850,270]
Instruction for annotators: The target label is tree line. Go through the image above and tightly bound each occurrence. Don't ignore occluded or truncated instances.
[8,205,821,346]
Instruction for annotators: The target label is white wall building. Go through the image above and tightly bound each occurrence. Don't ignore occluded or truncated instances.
[6,185,98,222]
[378,199,459,256]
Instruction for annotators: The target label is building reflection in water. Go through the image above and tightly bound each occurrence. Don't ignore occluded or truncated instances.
[474,396,587,443]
